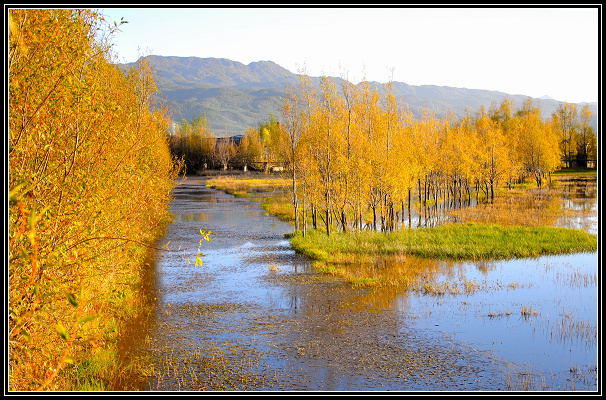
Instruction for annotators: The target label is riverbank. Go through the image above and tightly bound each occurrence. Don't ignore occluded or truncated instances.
[205,173,289,198]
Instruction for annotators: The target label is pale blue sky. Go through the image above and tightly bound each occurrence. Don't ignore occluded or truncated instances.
[100,7,599,104]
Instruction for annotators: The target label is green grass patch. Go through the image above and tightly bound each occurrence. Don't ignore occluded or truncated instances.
[552,167,597,176]
[290,223,597,263]
[260,195,295,224]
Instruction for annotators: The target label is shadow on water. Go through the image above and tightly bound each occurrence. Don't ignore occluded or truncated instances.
[118,174,597,391]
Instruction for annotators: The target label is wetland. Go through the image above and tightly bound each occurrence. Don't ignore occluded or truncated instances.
[119,173,598,392]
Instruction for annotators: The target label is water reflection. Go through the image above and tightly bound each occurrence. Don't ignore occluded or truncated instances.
[360,175,597,234]
[138,177,506,390]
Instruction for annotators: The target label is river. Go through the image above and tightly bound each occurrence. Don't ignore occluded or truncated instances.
[123,174,597,391]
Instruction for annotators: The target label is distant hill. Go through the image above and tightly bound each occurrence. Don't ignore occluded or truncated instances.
[122,55,598,136]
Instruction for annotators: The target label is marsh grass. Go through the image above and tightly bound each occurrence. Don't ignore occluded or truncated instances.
[421,279,482,296]
[545,310,597,348]
[505,368,543,391]
[552,268,597,288]
[260,195,295,223]
[206,175,289,196]
[520,305,539,318]
[504,362,596,391]
[487,309,512,318]
[205,176,297,224]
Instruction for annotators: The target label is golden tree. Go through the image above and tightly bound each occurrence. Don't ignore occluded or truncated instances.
[514,98,561,186]
[473,106,510,200]
[237,126,264,169]
[553,102,578,168]
[576,104,596,167]
[281,75,315,231]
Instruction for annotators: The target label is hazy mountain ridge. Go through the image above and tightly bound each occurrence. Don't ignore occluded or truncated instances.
[124,55,597,136]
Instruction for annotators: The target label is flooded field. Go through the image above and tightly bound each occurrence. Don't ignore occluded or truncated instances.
[126,174,598,392]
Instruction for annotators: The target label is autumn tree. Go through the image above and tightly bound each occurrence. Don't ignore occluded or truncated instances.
[553,102,578,168]
[489,97,522,188]
[237,126,264,170]
[358,81,384,230]
[514,98,561,187]
[258,113,285,165]
[312,77,341,236]
[215,135,236,170]
[280,73,573,234]
[473,106,509,200]
[575,104,596,167]
[281,75,314,231]
[170,114,215,171]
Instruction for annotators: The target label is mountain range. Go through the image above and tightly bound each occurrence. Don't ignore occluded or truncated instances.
[123,55,598,136]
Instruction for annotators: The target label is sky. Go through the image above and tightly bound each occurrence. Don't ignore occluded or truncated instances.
[100,6,600,104]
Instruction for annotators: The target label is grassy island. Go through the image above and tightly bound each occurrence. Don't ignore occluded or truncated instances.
[289,223,597,263]
[288,223,597,288]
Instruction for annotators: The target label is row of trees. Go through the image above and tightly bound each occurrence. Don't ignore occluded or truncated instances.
[278,75,596,236]
[9,9,181,390]
[167,79,595,239]
[168,113,284,172]
[552,102,597,168]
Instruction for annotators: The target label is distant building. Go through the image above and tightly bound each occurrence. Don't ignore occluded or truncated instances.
[215,134,244,146]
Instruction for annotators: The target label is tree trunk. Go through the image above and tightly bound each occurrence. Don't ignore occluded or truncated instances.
[292,170,299,231]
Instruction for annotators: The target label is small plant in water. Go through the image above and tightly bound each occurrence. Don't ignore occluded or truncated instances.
[520,306,538,318]
[463,279,479,294]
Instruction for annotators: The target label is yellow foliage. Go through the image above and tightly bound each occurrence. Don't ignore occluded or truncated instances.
[280,74,567,236]
[9,9,181,390]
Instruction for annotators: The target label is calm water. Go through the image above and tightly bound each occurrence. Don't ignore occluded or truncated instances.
[133,174,597,392]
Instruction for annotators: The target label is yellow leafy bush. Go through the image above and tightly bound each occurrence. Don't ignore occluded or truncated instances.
[9,9,182,390]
